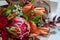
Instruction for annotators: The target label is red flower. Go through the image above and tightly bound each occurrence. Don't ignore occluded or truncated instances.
[1,31,10,40]
[0,16,8,29]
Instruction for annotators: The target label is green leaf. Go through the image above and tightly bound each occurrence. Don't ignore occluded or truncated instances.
[5,9,12,16]
[31,16,42,26]
[7,4,15,10]
[23,14,28,20]
[5,4,15,16]
[31,0,35,4]
[17,2,23,6]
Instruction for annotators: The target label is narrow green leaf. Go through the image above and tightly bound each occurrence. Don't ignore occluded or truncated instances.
[23,14,28,20]
[31,0,35,4]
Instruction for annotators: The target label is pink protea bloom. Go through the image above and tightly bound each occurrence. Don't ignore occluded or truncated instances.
[10,16,30,40]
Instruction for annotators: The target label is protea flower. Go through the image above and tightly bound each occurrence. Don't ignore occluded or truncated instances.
[8,16,30,40]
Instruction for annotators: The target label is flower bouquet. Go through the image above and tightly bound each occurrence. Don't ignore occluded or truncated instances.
[0,0,57,40]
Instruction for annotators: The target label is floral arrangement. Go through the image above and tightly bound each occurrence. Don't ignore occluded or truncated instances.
[0,0,57,40]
